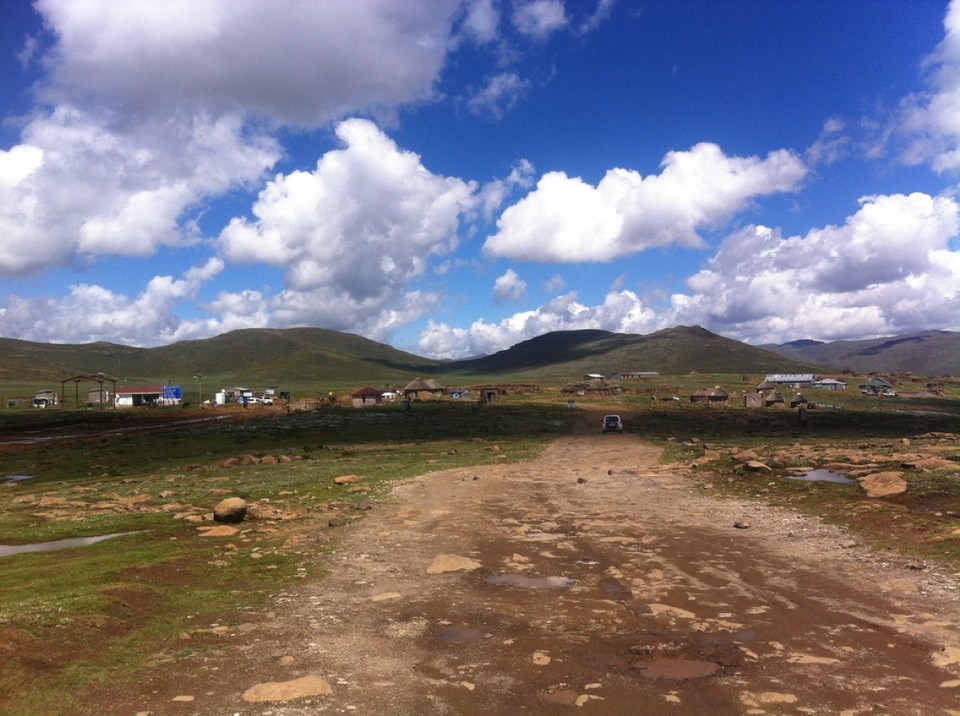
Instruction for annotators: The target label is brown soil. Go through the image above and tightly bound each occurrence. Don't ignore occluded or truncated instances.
[79,410,960,714]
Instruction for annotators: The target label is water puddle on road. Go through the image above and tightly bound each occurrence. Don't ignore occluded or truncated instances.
[0,531,144,557]
[637,658,721,679]
[485,574,574,590]
[434,626,486,644]
[2,475,34,483]
[789,469,856,484]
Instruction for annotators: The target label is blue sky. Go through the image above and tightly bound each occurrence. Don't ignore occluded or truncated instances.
[1,0,958,359]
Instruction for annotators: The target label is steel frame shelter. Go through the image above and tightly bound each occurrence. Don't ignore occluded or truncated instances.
[61,373,118,409]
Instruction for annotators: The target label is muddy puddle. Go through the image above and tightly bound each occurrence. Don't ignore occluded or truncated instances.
[636,658,721,679]
[789,469,855,484]
[484,574,574,590]
[0,531,144,557]
[434,625,486,644]
[2,475,34,483]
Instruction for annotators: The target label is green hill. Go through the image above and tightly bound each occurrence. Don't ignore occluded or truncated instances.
[0,328,442,388]
[452,325,814,379]
[0,324,818,391]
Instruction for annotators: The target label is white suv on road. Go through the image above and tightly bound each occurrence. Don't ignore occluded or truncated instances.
[602,414,623,433]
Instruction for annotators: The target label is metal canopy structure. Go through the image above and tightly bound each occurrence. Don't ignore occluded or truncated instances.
[60,373,118,409]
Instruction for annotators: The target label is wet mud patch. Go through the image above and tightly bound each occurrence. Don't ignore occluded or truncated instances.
[570,628,751,681]
[484,573,574,590]
[433,625,487,644]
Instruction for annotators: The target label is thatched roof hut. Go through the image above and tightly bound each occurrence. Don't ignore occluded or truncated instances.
[707,386,729,402]
[763,390,785,407]
[690,388,710,403]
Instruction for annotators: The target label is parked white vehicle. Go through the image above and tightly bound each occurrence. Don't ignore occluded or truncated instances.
[602,414,623,433]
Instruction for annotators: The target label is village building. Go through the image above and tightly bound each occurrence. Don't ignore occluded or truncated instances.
[351,386,382,407]
[561,381,624,397]
[612,371,660,380]
[763,390,786,407]
[87,386,112,408]
[764,374,815,389]
[813,378,847,391]
[790,393,809,408]
[860,377,895,396]
[115,385,182,407]
[215,387,254,406]
[403,377,444,401]
[707,386,730,403]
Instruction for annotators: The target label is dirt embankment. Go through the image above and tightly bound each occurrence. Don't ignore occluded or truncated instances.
[94,411,960,715]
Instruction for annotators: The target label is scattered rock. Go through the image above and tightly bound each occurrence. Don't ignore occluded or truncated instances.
[427,554,482,574]
[334,475,361,485]
[327,516,350,527]
[932,645,960,668]
[734,521,750,529]
[242,675,333,702]
[197,525,239,537]
[902,457,960,472]
[858,471,908,498]
[744,461,771,472]
[576,477,588,484]
[213,497,248,523]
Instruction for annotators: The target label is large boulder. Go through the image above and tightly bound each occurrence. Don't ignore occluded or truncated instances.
[213,497,248,523]
[858,472,907,498]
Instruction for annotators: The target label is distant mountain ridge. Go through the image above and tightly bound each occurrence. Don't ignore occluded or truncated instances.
[1,325,952,388]
[759,330,960,376]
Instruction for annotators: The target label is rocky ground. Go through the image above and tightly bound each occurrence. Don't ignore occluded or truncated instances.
[87,411,960,715]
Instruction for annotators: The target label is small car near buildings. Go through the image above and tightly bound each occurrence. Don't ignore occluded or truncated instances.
[602,414,623,433]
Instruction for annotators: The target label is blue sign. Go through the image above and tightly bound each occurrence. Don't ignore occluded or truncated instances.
[162,385,182,400]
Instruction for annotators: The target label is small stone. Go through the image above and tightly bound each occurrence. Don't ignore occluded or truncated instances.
[734,521,750,529]
[533,650,551,665]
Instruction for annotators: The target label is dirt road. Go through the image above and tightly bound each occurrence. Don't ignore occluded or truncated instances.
[119,412,960,715]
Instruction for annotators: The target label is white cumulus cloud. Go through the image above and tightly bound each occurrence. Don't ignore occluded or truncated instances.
[484,143,808,262]
[0,258,224,346]
[35,0,460,127]
[895,0,960,172]
[493,268,527,304]
[218,119,477,328]
[417,288,658,359]
[671,192,960,343]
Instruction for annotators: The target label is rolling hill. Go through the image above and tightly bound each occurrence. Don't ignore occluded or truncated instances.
[759,330,960,376]
[0,325,815,388]
[0,328,443,386]
[452,325,813,379]
[5,325,955,393]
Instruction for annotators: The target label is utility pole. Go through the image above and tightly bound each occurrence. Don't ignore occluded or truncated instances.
[193,373,204,408]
